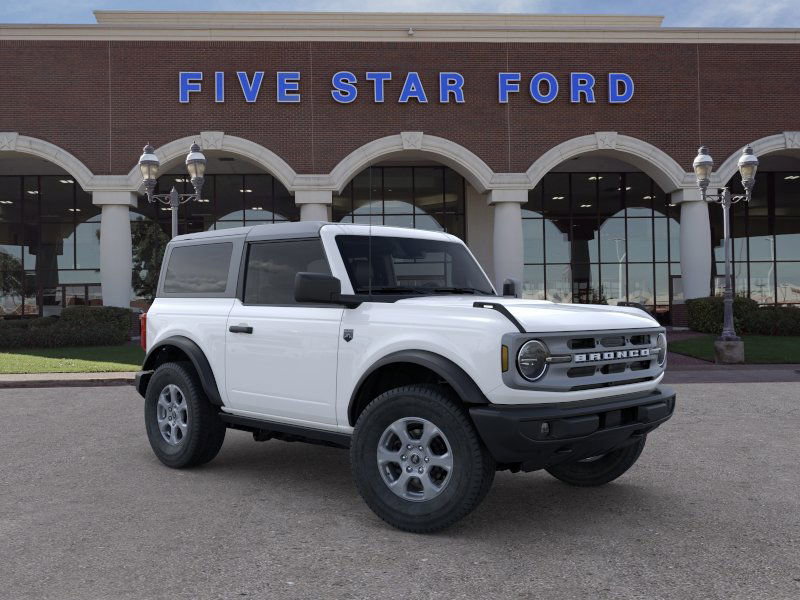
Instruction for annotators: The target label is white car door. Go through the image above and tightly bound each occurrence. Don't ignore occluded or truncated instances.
[225,238,343,427]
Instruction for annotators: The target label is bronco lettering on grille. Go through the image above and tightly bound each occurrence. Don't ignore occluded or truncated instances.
[574,348,650,362]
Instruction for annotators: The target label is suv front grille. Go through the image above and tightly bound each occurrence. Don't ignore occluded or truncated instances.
[502,327,664,393]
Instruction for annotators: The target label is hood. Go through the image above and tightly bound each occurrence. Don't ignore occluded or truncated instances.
[396,296,659,333]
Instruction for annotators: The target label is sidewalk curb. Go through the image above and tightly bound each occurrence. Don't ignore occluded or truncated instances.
[0,375,135,389]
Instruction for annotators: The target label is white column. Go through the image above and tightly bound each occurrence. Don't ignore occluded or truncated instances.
[93,191,136,308]
[488,189,527,295]
[673,188,712,300]
[296,190,333,221]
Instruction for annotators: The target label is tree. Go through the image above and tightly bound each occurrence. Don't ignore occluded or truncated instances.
[0,251,24,296]
[131,218,169,302]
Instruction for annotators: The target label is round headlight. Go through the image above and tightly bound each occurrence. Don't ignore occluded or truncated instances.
[655,333,667,367]
[517,340,549,382]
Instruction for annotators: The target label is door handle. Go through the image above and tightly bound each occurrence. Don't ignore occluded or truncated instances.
[229,325,253,334]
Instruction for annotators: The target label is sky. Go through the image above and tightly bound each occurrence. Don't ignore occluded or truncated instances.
[1,0,799,27]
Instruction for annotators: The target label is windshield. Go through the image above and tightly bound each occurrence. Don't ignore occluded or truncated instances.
[335,235,495,296]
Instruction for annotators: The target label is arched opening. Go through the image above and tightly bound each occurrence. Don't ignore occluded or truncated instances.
[329,134,497,275]
[130,151,298,307]
[521,154,681,324]
[332,161,467,238]
[0,153,101,317]
[713,151,800,306]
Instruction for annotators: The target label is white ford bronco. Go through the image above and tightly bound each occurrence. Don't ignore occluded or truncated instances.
[136,222,675,532]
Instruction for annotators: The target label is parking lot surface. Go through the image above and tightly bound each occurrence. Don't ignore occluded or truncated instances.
[1,383,798,600]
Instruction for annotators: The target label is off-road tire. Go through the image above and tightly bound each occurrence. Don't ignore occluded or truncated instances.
[545,435,647,487]
[350,384,495,533]
[144,361,226,469]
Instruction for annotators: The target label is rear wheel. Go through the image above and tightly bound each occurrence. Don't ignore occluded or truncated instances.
[144,361,226,469]
[545,435,646,487]
[350,384,495,533]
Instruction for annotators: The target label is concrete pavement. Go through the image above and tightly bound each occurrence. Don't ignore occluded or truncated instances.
[0,384,798,599]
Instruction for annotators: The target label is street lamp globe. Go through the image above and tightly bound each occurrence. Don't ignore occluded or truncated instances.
[692,146,714,195]
[737,145,759,192]
[138,144,160,184]
[185,142,206,179]
[185,142,207,196]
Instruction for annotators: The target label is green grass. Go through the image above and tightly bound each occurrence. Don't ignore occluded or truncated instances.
[0,345,144,374]
[669,335,800,364]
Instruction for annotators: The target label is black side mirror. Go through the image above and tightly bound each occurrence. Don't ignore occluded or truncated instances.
[295,272,342,304]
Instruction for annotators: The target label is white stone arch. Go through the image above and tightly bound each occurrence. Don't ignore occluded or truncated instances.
[0,132,95,190]
[713,131,800,186]
[328,132,496,194]
[123,131,298,192]
[526,132,691,193]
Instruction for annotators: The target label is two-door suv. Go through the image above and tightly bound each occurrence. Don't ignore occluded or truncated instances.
[136,222,675,532]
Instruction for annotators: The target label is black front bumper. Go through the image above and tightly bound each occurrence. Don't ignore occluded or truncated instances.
[469,387,676,472]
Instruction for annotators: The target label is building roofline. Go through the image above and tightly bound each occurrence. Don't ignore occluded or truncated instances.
[1,11,799,44]
[91,10,665,28]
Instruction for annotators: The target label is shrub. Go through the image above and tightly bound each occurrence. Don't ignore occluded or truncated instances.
[686,296,759,335]
[747,306,800,336]
[687,296,800,336]
[0,306,132,349]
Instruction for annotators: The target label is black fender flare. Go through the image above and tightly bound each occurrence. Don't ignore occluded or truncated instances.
[139,335,223,406]
[348,349,489,426]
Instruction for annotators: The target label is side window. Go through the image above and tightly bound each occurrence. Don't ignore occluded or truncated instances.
[163,243,233,295]
[243,239,330,305]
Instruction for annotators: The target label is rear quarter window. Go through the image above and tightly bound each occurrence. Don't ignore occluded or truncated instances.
[162,242,233,295]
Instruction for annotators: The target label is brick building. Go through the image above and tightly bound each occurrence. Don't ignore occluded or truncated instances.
[1,11,799,320]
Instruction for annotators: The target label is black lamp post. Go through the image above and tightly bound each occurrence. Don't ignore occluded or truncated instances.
[692,145,759,343]
[138,142,207,238]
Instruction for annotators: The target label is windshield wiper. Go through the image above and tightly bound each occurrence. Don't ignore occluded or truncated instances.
[354,286,427,295]
[432,287,494,295]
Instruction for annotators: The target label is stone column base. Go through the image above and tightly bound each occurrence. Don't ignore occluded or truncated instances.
[714,340,745,364]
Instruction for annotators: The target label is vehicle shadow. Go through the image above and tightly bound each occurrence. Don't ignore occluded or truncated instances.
[192,429,684,538]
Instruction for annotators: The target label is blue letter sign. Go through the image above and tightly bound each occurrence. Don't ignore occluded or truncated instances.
[439,72,465,103]
[399,72,428,103]
[179,70,634,105]
[179,72,203,103]
[529,72,558,104]
[331,71,358,103]
[570,73,596,103]
[498,73,521,103]
[237,71,264,103]
[366,72,392,103]
[608,73,634,104]
[277,72,301,103]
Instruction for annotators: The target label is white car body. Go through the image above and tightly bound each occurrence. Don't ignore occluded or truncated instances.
[144,223,665,435]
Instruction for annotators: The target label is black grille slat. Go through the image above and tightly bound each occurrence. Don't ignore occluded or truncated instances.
[568,338,595,350]
[600,336,625,348]
[567,366,596,378]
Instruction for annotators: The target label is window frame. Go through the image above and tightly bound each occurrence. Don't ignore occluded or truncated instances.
[157,237,243,299]
[238,237,333,307]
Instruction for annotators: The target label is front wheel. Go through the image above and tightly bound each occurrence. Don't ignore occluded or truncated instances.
[350,385,495,533]
[545,435,647,487]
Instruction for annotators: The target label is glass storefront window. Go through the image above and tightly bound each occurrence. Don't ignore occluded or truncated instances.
[523,218,544,263]
[626,218,654,263]
[776,263,800,304]
[716,170,800,305]
[524,171,677,319]
[334,166,466,240]
[749,262,775,304]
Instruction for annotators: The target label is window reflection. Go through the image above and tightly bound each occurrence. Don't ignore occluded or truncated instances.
[0,176,102,316]
[717,170,800,305]
[523,171,680,321]
[333,166,466,240]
